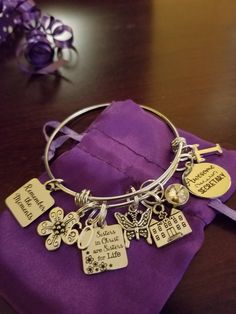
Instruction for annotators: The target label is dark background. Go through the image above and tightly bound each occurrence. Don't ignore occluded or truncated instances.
[0,0,236,313]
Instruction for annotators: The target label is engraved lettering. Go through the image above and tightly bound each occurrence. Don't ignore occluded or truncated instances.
[98,255,105,261]
[184,163,231,199]
[5,178,55,227]
[185,165,215,185]
[25,196,32,207]
[104,243,124,251]
[96,229,116,238]
[82,225,128,274]
[24,183,45,211]
[93,248,102,254]
[107,251,121,259]
[101,236,119,245]
[13,193,33,220]
[198,173,226,194]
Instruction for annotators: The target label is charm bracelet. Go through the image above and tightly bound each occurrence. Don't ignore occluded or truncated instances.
[5,103,231,275]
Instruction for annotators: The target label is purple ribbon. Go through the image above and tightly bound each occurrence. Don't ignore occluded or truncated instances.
[208,198,236,221]
[43,121,84,161]
[0,0,75,74]
[18,14,75,74]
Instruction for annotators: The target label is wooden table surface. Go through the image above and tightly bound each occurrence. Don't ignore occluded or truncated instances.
[0,0,236,313]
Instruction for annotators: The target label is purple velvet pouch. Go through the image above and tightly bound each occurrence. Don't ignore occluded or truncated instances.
[1,100,236,314]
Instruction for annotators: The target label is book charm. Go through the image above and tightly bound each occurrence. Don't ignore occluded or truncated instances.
[115,202,152,248]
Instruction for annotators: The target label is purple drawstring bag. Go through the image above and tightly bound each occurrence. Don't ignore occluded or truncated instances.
[1,100,236,314]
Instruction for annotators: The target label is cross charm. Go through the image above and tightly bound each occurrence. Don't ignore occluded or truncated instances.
[192,143,222,163]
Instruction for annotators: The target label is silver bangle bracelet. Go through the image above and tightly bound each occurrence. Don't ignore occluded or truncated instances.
[6,102,230,261]
[44,103,185,208]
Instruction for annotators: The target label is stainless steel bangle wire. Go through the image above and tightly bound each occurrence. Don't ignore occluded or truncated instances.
[44,103,184,208]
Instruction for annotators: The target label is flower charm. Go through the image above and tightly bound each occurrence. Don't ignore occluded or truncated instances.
[37,207,80,251]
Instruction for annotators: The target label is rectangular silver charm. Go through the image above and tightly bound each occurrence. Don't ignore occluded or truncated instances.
[5,178,55,227]
[82,224,128,275]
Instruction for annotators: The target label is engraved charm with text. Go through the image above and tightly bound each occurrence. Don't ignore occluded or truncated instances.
[81,224,128,275]
[183,162,231,198]
[5,178,55,227]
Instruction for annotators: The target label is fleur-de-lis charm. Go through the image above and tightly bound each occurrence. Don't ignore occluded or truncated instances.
[115,204,152,248]
[37,207,81,251]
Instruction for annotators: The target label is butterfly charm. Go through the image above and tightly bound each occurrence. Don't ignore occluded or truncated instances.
[114,205,153,248]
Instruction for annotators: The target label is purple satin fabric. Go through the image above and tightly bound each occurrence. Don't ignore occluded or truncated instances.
[1,100,236,314]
